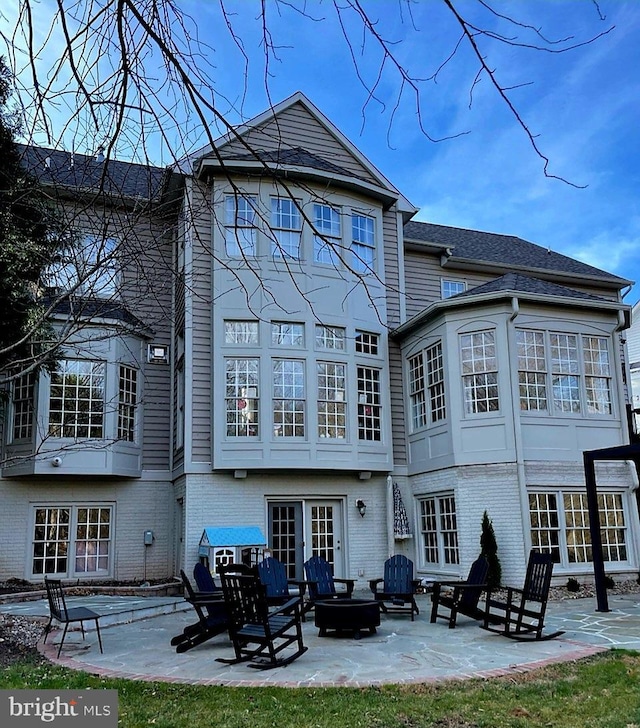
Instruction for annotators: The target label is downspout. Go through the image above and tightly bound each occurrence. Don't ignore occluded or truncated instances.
[506,297,531,569]
[613,309,640,575]
[386,474,395,559]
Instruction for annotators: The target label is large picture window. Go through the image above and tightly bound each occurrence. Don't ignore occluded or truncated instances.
[357,366,381,441]
[517,329,612,416]
[419,495,459,567]
[48,360,105,439]
[529,490,628,566]
[460,330,499,414]
[225,358,259,436]
[272,359,305,437]
[317,362,346,439]
[31,505,113,578]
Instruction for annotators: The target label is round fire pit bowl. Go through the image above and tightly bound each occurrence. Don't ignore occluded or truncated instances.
[314,598,381,640]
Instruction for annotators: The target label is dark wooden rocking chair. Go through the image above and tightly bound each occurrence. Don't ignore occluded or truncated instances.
[430,555,489,628]
[369,554,420,620]
[170,569,228,653]
[482,550,564,641]
[217,565,307,669]
[255,556,309,619]
[303,555,355,610]
[43,577,104,658]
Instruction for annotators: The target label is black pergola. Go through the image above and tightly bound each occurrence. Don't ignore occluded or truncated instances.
[583,443,640,612]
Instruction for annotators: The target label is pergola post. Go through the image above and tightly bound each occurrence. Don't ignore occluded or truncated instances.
[582,443,640,613]
[582,450,609,613]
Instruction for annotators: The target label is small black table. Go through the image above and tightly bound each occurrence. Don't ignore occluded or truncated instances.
[314,599,380,639]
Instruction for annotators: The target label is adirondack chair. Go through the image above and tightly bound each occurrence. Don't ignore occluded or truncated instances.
[430,555,489,628]
[255,556,309,618]
[303,555,355,609]
[217,564,307,669]
[483,550,564,641]
[170,569,228,653]
[369,554,420,620]
[193,561,220,594]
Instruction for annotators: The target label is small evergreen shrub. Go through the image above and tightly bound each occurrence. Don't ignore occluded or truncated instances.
[566,577,581,593]
[480,511,502,590]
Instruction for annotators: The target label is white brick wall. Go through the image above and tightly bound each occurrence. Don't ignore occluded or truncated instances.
[0,473,173,582]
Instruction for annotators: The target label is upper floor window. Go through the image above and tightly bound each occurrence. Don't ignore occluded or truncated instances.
[426,341,446,422]
[460,330,499,414]
[313,203,341,266]
[408,354,427,431]
[315,325,346,350]
[11,371,35,442]
[355,330,379,356]
[408,341,446,431]
[517,329,612,416]
[225,194,257,257]
[225,358,259,437]
[351,214,375,273]
[357,366,381,440]
[441,279,466,299]
[270,197,301,259]
[271,322,304,347]
[117,365,138,442]
[272,359,305,437]
[224,320,259,344]
[46,233,119,298]
[317,361,347,439]
[48,359,105,439]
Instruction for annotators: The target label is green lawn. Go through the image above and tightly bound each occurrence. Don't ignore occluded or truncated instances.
[2,650,639,728]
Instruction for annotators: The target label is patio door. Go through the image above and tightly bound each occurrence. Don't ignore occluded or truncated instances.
[267,499,344,581]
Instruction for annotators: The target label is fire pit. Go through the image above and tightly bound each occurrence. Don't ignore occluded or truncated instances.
[314,598,380,639]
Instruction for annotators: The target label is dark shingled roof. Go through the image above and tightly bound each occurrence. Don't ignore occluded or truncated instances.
[219,146,372,184]
[451,272,613,303]
[45,295,151,333]
[404,220,627,284]
[18,145,167,202]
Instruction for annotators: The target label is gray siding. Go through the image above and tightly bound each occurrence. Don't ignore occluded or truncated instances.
[218,102,379,183]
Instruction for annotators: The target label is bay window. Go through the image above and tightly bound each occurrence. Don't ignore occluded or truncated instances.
[317,361,346,439]
[273,359,305,437]
[313,203,341,265]
[225,358,259,436]
[351,214,375,273]
[270,197,301,258]
[48,359,105,439]
[517,329,612,416]
[460,330,499,414]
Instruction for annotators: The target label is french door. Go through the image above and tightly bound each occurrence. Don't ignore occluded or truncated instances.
[268,499,344,581]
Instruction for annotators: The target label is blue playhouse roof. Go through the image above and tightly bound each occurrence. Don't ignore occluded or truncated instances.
[199,526,266,548]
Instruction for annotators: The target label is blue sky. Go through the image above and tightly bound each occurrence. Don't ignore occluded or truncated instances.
[184,0,640,305]
[3,1,639,304]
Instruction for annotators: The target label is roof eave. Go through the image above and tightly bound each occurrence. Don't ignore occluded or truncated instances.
[443,256,632,289]
[392,289,631,340]
[197,158,401,209]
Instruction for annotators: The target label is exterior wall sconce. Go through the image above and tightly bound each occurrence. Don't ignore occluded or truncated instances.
[356,499,367,518]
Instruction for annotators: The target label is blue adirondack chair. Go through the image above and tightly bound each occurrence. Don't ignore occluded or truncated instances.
[303,555,355,608]
[193,562,221,594]
[369,554,420,620]
[255,556,308,618]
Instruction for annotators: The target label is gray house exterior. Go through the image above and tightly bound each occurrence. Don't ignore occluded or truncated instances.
[1,92,638,588]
